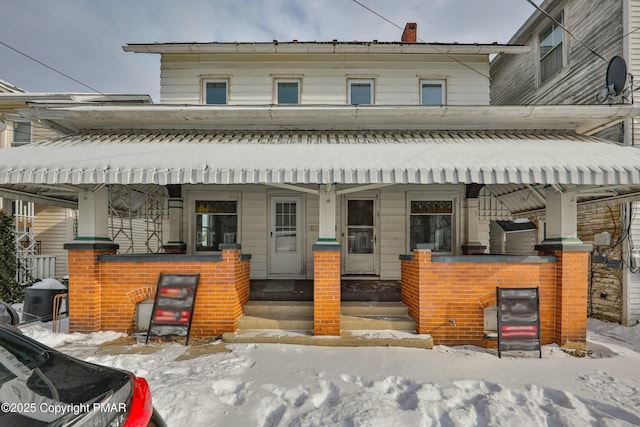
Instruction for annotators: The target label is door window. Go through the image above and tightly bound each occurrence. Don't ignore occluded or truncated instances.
[275,201,297,252]
[347,199,374,254]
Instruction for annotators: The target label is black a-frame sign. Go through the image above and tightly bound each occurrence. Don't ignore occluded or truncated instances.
[497,287,541,358]
[146,273,200,345]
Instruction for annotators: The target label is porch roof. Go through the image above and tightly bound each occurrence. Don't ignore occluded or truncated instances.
[2,130,640,187]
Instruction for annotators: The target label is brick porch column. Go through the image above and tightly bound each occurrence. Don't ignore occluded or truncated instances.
[63,243,118,333]
[537,244,591,349]
[400,245,432,334]
[538,188,591,349]
[313,244,341,336]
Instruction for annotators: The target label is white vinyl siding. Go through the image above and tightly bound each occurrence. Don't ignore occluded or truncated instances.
[33,205,74,279]
[379,191,406,280]
[159,54,490,105]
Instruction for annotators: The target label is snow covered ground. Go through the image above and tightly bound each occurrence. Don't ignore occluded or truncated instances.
[20,319,640,427]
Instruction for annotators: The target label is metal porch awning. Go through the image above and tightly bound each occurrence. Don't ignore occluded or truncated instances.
[2,130,640,187]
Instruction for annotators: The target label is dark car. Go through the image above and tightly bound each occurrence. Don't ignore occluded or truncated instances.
[0,324,166,426]
[0,300,19,327]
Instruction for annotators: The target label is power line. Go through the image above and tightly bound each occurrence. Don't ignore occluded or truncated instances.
[0,40,106,94]
[350,0,491,81]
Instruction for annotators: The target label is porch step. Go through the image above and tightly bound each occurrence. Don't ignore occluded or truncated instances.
[340,302,414,331]
[238,314,314,330]
[239,300,415,332]
[243,300,313,316]
[340,302,409,316]
[239,301,313,330]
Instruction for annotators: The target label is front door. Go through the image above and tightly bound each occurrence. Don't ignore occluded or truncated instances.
[269,196,303,276]
[344,197,377,275]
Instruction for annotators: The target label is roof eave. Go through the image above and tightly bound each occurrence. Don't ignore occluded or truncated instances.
[15,104,639,135]
[123,42,531,55]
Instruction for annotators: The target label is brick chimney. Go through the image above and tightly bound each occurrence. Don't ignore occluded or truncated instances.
[401,22,417,43]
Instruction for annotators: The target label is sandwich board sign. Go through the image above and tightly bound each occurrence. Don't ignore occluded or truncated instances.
[496,287,541,358]
[147,273,200,345]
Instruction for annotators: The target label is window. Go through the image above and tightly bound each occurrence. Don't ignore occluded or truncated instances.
[539,13,564,83]
[348,79,374,105]
[12,121,31,145]
[195,200,237,251]
[409,200,453,253]
[204,80,227,104]
[276,80,300,104]
[421,80,446,105]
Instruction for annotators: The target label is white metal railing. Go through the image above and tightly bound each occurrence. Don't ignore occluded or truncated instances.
[28,255,56,281]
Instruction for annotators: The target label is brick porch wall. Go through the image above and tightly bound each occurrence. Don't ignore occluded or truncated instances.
[401,249,558,347]
[65,245,250,337]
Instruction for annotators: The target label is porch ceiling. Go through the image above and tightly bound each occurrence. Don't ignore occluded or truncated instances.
[485,183,640,216]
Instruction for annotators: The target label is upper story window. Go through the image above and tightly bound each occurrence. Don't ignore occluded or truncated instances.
[539,12,564,84]
[348,79,374,105]
[276,80,300,104]
[12,121,31,146]
[420,80,446,105]
[204,80,228,104]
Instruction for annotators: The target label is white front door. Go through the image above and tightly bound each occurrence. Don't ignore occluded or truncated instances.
[269,196,303,276]
[344,197,377,275]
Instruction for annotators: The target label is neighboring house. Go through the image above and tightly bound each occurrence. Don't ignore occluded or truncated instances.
[2,25,640,348]
[0,79,73,282]
[0,86,156,283]
[490,0,640,326]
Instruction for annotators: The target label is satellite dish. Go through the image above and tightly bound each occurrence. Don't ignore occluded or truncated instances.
[606,55,627,96]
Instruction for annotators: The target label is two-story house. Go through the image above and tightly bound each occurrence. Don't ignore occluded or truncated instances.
[490,0,640,327]
[2,24,640,348]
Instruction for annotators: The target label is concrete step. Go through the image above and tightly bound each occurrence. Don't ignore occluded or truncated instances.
[237,314,313,330]
[340,301,408,316]
[340,314,416,331]
[239,300,415,332]
[243,301,313,316]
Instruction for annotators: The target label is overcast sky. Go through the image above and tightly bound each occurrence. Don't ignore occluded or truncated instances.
[0,0,537,102]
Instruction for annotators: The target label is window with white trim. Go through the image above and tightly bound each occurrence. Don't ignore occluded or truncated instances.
[408,198,455,253]
[276,80,300,104]
[420,80,446,105]
[195,200,237,251]
[348,79,374,105]
[203,80,228,104]
[12,121,31,145]
[539,12,564,83]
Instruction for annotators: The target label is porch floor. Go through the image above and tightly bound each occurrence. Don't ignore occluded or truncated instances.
[249,279,401,302]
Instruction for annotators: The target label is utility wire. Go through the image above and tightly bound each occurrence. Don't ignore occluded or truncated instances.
[350,0,491,81]
[0,40,106,94]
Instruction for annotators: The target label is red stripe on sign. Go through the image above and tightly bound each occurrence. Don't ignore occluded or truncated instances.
[501,331,538,338]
